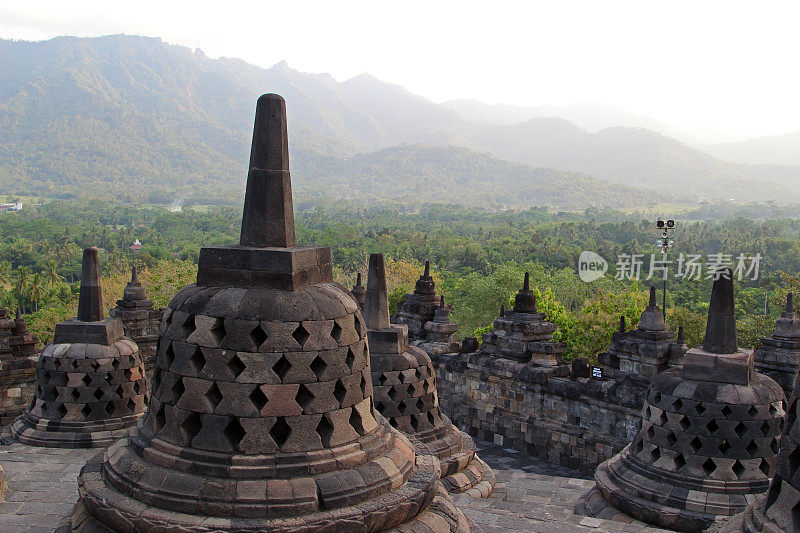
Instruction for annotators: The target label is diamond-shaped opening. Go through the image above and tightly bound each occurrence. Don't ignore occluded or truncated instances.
[732,460,745,479]
[292,323,310,348]
[250,386,268,412]
[350,406,366,435]
[40,401,47,413]
[760,458,772,478]
[82,374,92,386]
[673,453,686,471]
[189,347,206,374]
[116,385,125,398]
[707,419,719,435]
[152,368,162,392]
[296,384,314,411]
[71,359,79,370]
[181,314,196,338]
[398,372,406,384]
[666,431,677,447]
[771,437,780,454]
[165,343,175,369]
[227,354,246,379]
[172,378,185,404]
[415,368,423,381]
[127,398,136,413]
[702,457,717,476]
[375,401,385,414]
[250,323,268,349]
[388,386,398,401]
[93,388,104,401]
[789,447,800,473]
[209,318,226,346]
[153,405,166,433]
[205,382,223,411]
[272,355,291,381]
[399,400,408,415]
[690,436,702,453]
[91,360,100,371]
[71,388,81,401]
[345,348,355,370]
[761,420,772,436]
[735,421,747,438]
[104,402,115,416]
[769,403,778,417]
[746,440,758,457]
[720,439,732,456]
[180,411,203,445]
[223,417,246,452]
[427,411,436,427]
[407,384,414,396]
[57,404,68,419]
[330,321,342,343]
[416,397,424,412]
[644,405,651,419]
[653,392,661,405]
[721,405,732,418]
[133,381,142,395]
[696,402,707,415]
[310,356,327,381]
[353,315,362,337]
[423,379,430,394]
[270,417,291,448]
[316,414,334,447]
[410,413,420,432]
[379,373,388,386]
[659,411,668,426]
[650,446,661,462]
[679,415,691,431]
[646,425,655,439]
[124,368,133,380]
[81,404,93,418]
[749,405,759,418]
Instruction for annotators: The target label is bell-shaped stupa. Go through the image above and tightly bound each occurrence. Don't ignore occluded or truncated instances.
[393,261,441,338]
[366,253,495,496]
[754,292,800,398]
[70,95,468,532]
[594,270,786,531]
[109,265,163,374]
[10,247,147,448]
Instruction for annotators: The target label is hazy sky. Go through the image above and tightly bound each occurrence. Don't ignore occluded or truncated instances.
[1,0,798,143]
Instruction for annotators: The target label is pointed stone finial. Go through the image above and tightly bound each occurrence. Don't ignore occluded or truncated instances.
[523,272,530,291]
[365,253,391,330]
[677,326,685,344]
[619,315,626,333]
[500,305,505,317]
[356,272,362,287]
[513,273,537,314]
[702,268,737,354]
[424,260,430,277]
[440,295,446,308]
[787,292,794,314]
[649,286,657,308]
[239,93,296,248]
[77,247,103,322]
[131,265,139,284]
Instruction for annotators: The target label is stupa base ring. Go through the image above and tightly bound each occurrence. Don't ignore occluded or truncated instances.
[10,413,142,448]
[70,453,466,532]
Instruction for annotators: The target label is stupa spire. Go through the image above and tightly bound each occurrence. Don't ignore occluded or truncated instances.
[77,247,103,322]
[648,286,656,308]
[239,93,296,248]
[131,264,138,284]
[364,253,391,330]
[424,260,430,277]
[702,268,737,354]
[787,292,794,314]
[513,272,537,314]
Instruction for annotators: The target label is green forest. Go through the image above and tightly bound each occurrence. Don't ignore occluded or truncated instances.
[1,197,798,361]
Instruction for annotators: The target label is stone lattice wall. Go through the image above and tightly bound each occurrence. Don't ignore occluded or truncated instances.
[432,352,648,475]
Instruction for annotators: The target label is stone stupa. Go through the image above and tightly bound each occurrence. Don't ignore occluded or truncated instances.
[754,292,800,398]
[393,261,441,339]
[599,287,684,380]
[478,273,566,366]
[69,94,468,532]
[593,270,786,531]
[366,253,495,496]
[109,265,163,374]
[10,247,148,448]
[351,271,366,310]
[0,308,39,425]
[733,350,800,532]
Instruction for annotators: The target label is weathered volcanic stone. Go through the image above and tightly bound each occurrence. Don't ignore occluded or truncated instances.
[732,346,800,532]
[599,287,685,380]
[351,272,366,310]
[754,293,800,398]
[594,269,786,532]
[393,261,441,339]
[10,248,148,448]
[69,94,468,532]
[366,253,494,497]
[479,273,566,366]
[109,266,163,376]
[0,308,39,425]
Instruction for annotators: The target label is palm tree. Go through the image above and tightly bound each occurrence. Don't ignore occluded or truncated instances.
[28,273,44,313]
[45,260,64,288]
[0,261,11,288]
[13,267,29,314]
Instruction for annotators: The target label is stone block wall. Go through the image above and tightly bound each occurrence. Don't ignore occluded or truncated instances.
[0,356,37,425]
[432,351,650,475]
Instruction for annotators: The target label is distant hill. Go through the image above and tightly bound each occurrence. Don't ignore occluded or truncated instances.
[706,130,800,166]
[0,34,798,206]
